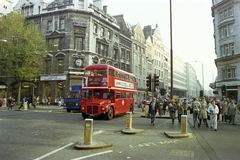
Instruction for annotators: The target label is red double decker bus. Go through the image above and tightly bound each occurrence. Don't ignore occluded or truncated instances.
[81,64,138,120]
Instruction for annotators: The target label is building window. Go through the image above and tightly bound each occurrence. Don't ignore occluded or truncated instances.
[222,67,236,80]
[113,48,118,59]
[78,0,84,9]
[107,30,111,39]
[59,37,64,50]
[45,60,51,74]
[219,23,234,39]
[126,51,130,60]
[60,18,65,29]
[57,59,64,73]
[47,20,53,30]
[219,7,234,21]
[75,37,84,51]
[47,38,60,51]
[126,64,130,73]
[121,49,125,59]
[53,39,59,51]
[94,24,97,34]
[230,43,234,55]
[100,27,104,37]
[121,63,125,71]
[220,43,234,57]
[96,42,108,57]
[54,18,58,30]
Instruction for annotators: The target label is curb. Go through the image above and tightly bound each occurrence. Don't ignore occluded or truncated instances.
[164,131,193,138]
[121,128,145,134]
[74,140,112,150]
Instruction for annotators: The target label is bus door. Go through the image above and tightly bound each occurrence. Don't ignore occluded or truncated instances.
[114,92,125,114]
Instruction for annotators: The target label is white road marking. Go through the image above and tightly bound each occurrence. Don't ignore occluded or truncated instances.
[71,150,113,160]
[93,130,104,135]
[33,143,74,160]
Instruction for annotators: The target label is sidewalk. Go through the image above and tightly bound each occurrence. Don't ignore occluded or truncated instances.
[0,104,64,111]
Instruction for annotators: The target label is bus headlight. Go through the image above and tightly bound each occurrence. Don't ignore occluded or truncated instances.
[101,106,105,111]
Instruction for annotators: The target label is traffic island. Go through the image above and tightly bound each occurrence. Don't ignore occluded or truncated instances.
[121,112,144,134]
[164,115,192,138]
[74,119,112,150]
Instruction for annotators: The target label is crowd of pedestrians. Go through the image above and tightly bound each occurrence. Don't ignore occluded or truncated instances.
[146,96,239,131]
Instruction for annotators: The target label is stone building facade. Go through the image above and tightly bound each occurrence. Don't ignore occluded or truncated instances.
[212,0,240,102]
[12,0,133,103]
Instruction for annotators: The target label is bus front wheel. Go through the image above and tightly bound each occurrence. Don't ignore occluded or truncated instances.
[67,109,71,112]
[106,107,114,120]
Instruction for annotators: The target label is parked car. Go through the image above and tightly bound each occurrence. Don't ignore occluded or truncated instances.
[0,98,3,107]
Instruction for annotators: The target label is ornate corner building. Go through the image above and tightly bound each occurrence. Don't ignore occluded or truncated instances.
[212,0,240,102]
[6,0,133,103]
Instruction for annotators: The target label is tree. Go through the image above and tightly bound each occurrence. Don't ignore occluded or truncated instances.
[0,11,48,103]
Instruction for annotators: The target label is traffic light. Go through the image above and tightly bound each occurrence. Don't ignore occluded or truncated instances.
[199,90,203,97]
[146,74,151,92]
[221,85,226,95]
[153,74,160,88]
[160,88,166,96]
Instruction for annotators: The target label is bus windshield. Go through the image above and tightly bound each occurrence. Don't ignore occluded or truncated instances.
[82,90,92,100]
[65,91,79,98]
[82,89,114,100]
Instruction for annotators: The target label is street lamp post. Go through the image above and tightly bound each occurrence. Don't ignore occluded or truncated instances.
[170,0,173,99]
[194,60,204,96]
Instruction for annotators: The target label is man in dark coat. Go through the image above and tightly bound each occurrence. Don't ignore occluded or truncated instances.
[149,97,160,126]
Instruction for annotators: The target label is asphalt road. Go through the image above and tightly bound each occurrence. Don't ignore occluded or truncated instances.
[0,105,239,160]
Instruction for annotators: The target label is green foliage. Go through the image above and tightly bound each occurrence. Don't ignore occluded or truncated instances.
[0,11,48,80]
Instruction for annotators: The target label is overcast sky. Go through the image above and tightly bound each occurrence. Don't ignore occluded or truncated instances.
[12,0,217,90]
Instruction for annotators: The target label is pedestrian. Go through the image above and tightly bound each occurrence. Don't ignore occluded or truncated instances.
[177,102,184,123]
[3,96,7,108]
[7,96,13,110]
[168,99,177,124]
[149,97,160,126]
[32,96,37,109]
[191,97,201,128]
[163,98,168,115]
[142,100,147,112]
[18,97,25,109]
[158,98,164,117]
[227,100,237,125]
[182,99,188,115]
[221,98,228,122]
[199,97,209,127]
[208,100,219,131]
[215,99,221,121]
[48,96,51,106]
[36,96,39,105]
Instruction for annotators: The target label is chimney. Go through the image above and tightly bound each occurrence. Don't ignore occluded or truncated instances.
[103,5,107,13]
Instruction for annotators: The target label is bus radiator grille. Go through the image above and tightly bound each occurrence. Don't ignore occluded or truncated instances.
[86,105,99,114]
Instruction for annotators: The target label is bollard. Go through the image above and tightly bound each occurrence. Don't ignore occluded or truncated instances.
[126,112,132,129]
[24,102,28,110]
[181,115,188,134]
[84,119,93,145]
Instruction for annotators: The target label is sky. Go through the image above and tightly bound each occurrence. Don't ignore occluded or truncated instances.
[11,0,217,90]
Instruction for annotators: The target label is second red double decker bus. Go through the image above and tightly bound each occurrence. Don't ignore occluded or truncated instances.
[81,64,138,120]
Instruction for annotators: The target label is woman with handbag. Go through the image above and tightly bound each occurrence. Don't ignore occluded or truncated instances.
[168,99,177,124]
